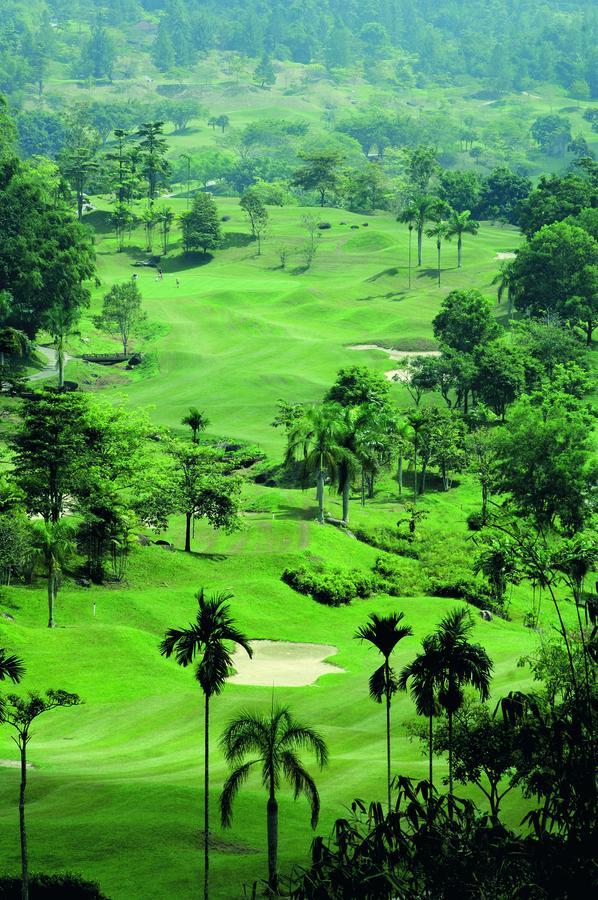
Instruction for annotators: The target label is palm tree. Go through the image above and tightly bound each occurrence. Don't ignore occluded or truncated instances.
[335,406,362,523]
[355,613,413,810]
[30,520,75,628]
[433,607,493,793]
[285,405,343,524]
[398,635,442,789]
[160,591,252,900]
[220,705,328,894]
[0,649,25,685]
[426,219,451,288]
[182,407,210,443]
[492,261,515,315]
[397,194,439,267]
[446,209,479,268]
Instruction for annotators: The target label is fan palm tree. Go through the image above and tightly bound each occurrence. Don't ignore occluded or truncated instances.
[398,634,442,789]
[160,590,252,900]
[355,613,413,810]
[182,406,210,443]
[446,209,479,268]
[285,404,343,524]
[30,520,75,628]
[426,219,451,288]
[433,607,493,793]
[397,194,439,267]
[220,705,328,894]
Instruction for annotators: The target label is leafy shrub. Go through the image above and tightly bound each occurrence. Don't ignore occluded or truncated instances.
[0,873,110,898]
[372,554,427,597]
[429,572,507,618]
[318,222,331,229]
[466,511,484,531]
[282,562,374,606]
[353,526,420,559]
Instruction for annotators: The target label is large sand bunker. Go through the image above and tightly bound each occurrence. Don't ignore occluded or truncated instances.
[229,640,344,687]
[348,344,441,382]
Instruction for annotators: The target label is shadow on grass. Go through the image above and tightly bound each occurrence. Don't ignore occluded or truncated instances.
[274,504,315,521]
[366,266,400,282]
[161,253,214,273]
[220,231,255,249]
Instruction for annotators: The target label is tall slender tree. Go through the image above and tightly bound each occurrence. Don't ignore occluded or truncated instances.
[398,194,438,267]
[426,219,451,287]
[433,608,493,793]
[182,407,210,444]
[30,520,75,628]
[285,405,343,524]
[2,690,81,900]
[355,613,413,810]
[160,591,252,900]
[446,209,479,268]
[220,705,328,894]
[399,635,442,789]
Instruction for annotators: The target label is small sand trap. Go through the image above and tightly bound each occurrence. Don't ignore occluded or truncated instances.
[495,252,516,260]
[229,640,344,687]
[0,759,33,769]
[348,344,440,361]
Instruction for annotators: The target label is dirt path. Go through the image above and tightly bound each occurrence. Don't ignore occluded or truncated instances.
[229,640,344,686]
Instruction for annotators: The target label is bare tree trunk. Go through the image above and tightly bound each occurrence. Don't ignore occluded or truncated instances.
[385,673,392,813]
[19,740,28,900]
[267,792,278,894]
[342,478,350,524]
[47,569,55,628]
[417,227,423,266]
[428,712,433,789]
[457,235,462,268]
[185,513,192,552]
[448,709,453,795]
[316,471,325,524]
[204,694,209,900]
[398,453,403,495]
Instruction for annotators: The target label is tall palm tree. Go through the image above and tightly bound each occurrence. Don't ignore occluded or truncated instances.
[335,406,362,523]
[446,209,479,268]
[398,634,442,789]
[426,219,451,288]
[220,705,328,894]
[398,194,439,267]
[182,407,210,444]
[355,613,413,810]
[160,590,252,900]
[30,520,75,628]
[434,607,493,793]
[285,404,342,524]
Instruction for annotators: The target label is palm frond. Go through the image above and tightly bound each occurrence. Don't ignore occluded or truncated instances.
[220,760,257,828]
[0,651,25,684]
[279,723,329,768]
[220,710,269,763]
[281,750,321,828]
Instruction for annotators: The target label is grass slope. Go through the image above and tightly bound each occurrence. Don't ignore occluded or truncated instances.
[0,202,574,899]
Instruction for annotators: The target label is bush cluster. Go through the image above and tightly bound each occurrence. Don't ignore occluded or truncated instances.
[372,554,427,597]
[282,562,374,606]
[353,526,419,559]
[0,874,110,898]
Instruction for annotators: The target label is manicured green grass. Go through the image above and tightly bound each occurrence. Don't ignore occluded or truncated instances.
[0,200,576,900]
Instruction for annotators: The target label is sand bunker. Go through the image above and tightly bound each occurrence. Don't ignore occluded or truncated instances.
[229,640,343,687]
[0,759,33,769]
[495,252,516,260]
[348,345,441,382]
[348,344,440,361]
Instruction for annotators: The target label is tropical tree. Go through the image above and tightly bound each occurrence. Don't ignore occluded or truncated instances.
[433,608,493,793]
[426,218,451,287]
[492,261,515,315]
[398,194,438,267]
[95,281,146,356]
[160,591,252,900]
[30,520,75,628]
[220,705,328,894]
[285,405,343,524]
[181,407,210,443]
[155,204,175,255]
[355,613,413,810]
[446,209,479,268]
[473,536,520,609]
[399,634,441,789]
[2,690,81,900]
